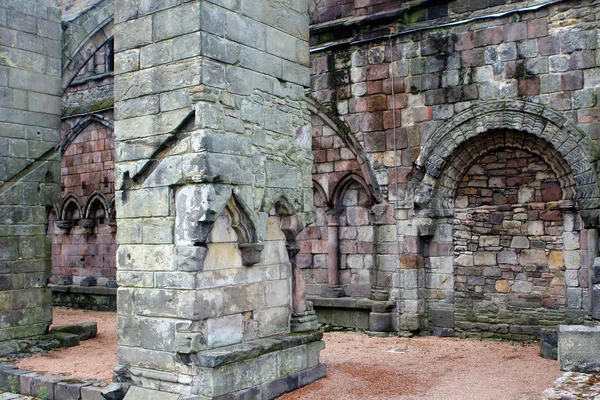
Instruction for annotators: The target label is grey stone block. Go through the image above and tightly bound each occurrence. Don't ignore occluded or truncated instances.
[540,328,558,360]
[55,380,92,399]
[81,384,107,400]
[50,321,97,340]
[53,331,80,348]
[558,325,600,372]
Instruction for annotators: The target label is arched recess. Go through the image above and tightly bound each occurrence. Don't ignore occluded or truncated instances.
[61,0,114,91]
[60,194,83,221]
[84,191,110,220]
[307,97,383,204]
[59,115,114,153]
[414,100,600,227]
[332,172,375,207]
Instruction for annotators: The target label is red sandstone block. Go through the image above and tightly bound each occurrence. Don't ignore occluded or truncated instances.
[363,131,386,152]
[335,160,360,171]
[527,18,548,38]
[455,32,474,51]
[359,112,383,131]
[561,71,583,91]
[314,150,327,163]
[461,48,484,68]
[367,94,388,111]
[367,80,383,94]
[387,93,407,109]
[503,22,527,42]
[326,149,341,162]
[382,78,405,94]
[473,27,503,47]
[389,167,414,183]
[414,106,433,122]
[349,97,367,113]
[383,110,401,130]
[540,210,561,221]
[518,76,540,96]
[366,64,389,80]
[385,128,407,150]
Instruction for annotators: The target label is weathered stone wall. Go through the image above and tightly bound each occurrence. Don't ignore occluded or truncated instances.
[450,145,582,339]
[0,0,62,354]
[49,121,116,285]
[308,0,600,336]
[113,0,323,397]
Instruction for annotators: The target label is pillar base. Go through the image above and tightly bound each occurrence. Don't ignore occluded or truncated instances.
[290,310,320,332]
[321,286,345,298]
[125,332,325,400]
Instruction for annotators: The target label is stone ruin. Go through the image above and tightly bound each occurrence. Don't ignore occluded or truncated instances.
[3,0,600,398]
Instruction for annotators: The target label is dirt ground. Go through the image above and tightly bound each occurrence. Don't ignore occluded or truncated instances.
[16,308,117,380]
[16,309,560,399]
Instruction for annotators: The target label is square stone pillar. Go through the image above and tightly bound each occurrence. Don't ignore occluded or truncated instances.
[113,1,324,398]
[0,0,62,356]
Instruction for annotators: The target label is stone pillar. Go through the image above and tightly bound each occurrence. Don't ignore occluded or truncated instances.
[114,1,324,398]
[395,212,426,335]
[369,203,395,301]
[321,210,344,297]
[0,0,61,355]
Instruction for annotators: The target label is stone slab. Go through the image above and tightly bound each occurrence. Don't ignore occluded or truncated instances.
[558,325,600,372]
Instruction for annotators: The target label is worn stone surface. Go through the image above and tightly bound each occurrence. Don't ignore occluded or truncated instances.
[0,0,61,354]
[113,0,320,398]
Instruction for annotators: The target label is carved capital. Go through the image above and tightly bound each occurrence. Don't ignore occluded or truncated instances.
[81,218,94,235]
[56,220,72,234]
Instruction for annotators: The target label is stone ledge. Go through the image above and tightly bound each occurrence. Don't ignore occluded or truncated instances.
[192,331,323,368]
[308,295,394,310]
[49,284,117,296]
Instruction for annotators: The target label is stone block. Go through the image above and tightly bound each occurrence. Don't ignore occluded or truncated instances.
[558,325,600,372]
[206,314,243,349]
[50,321,97,340]
[56,380,92,400]
[540,328,558,360]
[53,331,80,348]
[473,252,495,266]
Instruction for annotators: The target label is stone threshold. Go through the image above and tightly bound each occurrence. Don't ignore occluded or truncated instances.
[191,331,323,368]
[308,295,393,311]
[0,364,110,399]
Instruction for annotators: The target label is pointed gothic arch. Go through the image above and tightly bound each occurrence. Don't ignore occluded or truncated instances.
[307,98,383,204]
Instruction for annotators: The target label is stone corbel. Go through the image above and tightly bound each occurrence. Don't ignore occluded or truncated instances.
[56,220,72,234]
[416,218,436,237]
[108,219,117,234]
[239,242,264,266]
[81,218,94,235]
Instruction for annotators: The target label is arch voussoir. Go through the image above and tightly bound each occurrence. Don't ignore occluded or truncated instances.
[415,101,600,226]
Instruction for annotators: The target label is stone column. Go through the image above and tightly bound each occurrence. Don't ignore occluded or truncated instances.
[394,211,426,335]
[114,1,324,398]
[0,0,61,355]
[321,210,344,297]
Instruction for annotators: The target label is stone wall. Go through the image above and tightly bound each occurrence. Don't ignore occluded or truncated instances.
[113,0,323,397]
[49,120,116,285]
[450,144,584,339]
[0,0,62,355]
[307,0,600,336]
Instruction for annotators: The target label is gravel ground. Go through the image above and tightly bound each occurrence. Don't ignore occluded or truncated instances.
[16,308,116,380]
[15,309,560,399]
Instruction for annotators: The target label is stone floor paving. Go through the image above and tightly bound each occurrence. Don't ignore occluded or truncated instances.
[542,372,600,399]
